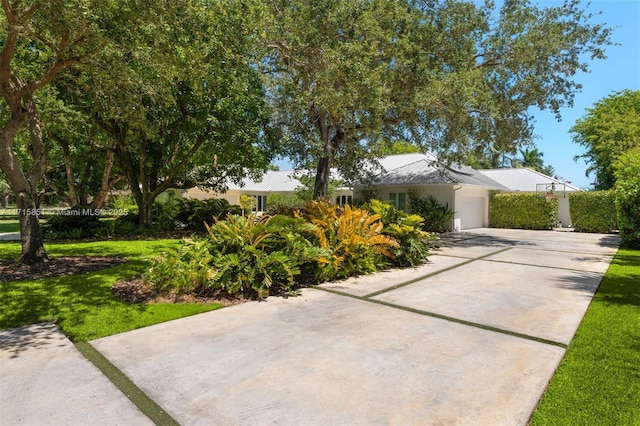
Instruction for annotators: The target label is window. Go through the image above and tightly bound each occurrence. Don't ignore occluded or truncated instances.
[389,192,407,211]
[335,195,353,206]
[251,195,267,212]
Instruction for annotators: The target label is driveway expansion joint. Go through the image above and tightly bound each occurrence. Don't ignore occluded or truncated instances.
[75,341,180,426]
[363,246,514,298]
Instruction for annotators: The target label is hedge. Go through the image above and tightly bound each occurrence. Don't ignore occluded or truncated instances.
[569,191,617,233]
[490,192,558,230]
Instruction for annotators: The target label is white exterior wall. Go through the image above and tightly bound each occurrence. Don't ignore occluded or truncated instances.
[362,185,453,211]
[558,196,572,228]
[453,186,490,230]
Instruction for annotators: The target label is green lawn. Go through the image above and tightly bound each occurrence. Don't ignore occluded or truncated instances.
[0,219,19,233]
[0,239,222,341]
[531,248,640,425]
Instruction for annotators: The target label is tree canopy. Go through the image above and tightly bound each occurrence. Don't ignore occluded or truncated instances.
[56,0,279,226]
[0,0,108,263]
[1,0,615,263]
[572,89,640,190]
[263,0,612,198]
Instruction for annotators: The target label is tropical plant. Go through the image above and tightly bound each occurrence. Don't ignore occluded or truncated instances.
[145,239,217,295]
[204,214,302,298]
[173,198,241,232]
[300,200,399,281]
[365,199,435,267]
[408,192,454,233]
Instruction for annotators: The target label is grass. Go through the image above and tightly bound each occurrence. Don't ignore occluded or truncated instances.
[0,219,19,233]
[0,239,222,341]
[530,248,640,425]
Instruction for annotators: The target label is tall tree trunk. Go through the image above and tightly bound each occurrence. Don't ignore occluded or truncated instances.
[16,191,47,264]
[313,156,332,200]
[90,143,117,209]
[0,101,49,264]
[313,125,344,200]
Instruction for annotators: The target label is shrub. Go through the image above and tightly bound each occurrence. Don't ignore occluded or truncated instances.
[490,192,558,230]
[407,191,454,232]
[42,209,103,240]
[569,191,618,233]
[614,148,640,248]
[364,199,434,267]
[266,193,305,216]
[147,214,307,299]
[173,198,241,232]
[145,239,216,295]
[204,214,302,298]
[300,200,399,281]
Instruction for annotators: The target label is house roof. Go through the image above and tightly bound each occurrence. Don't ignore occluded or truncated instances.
[478,168,582,193]
[225,170,302,192]
[366,153,509,190]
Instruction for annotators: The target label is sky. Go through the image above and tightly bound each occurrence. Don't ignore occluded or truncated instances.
[273,1,640,189]
[530,0,640,189]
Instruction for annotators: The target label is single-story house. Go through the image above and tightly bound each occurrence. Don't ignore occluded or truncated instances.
[478,168,582,228]
[354,153,509,231]
[182,169,353,212]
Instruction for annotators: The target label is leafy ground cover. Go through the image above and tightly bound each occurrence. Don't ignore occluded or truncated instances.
[0,219,19,233]
[0,239,221,341]
[531,248,640,424]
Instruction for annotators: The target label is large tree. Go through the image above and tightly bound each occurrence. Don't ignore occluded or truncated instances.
[263,0,612,198]
[0,0,105,263]
[572,89,640,190]
[63,0,278,227]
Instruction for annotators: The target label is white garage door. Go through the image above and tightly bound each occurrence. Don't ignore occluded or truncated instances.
[457,196,486,229]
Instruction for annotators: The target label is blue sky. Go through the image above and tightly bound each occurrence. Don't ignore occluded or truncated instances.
[274,1,640,188]
[531,0,640,188]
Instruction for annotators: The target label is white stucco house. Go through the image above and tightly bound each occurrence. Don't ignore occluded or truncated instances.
[181,153,578,230]
[182,169,353,212]
[478,168,582,228]
[354,153,509,231]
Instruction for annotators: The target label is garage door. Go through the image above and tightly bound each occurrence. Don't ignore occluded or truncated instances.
[457,196,486,229]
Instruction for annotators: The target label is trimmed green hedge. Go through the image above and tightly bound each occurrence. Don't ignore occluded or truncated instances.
[569,191,617,233]
[490,192,558,230]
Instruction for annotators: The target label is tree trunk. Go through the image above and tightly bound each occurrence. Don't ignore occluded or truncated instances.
[16,190,48,264]
[90,143,117,209]
[313,125,344,200]
[313,156,332,199]
[0,102,48,264]
[138,195,154,228]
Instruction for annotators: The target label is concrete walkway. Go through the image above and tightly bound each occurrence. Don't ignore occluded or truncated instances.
[0,232,20,241]
[0,228,619,425]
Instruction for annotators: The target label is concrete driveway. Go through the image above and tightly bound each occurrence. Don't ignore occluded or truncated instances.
[1,228,619,425]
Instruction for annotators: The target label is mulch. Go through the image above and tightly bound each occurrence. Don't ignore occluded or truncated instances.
[1,255,253,306]
[0,256,127,283]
